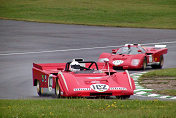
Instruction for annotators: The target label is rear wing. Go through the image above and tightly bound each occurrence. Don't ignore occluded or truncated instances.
[33,63,66,71]
[33,63,43,70]
[145,44,167,55]
[154,45,166,48]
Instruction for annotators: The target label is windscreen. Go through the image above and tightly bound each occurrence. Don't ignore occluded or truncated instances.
[116,46,144,55]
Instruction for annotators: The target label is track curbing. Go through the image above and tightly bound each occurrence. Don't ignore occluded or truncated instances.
[130,72,176,100]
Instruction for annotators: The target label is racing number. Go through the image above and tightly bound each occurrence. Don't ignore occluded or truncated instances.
[90,84,109,92]
[92,84,108,90]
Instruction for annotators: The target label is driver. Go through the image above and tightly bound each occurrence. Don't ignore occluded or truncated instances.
[70,60,81,72]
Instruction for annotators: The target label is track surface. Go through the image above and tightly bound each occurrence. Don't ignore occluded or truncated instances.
[0,19,176,99]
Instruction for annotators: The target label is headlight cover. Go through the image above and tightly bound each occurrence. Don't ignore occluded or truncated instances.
[131,59,140,66]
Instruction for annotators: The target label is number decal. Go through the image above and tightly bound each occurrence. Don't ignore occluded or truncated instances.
[112,60,124,66]
[90,84,109,92]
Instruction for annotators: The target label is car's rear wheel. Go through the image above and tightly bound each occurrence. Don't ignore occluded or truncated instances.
[37,80,41,96]
[151,55,164,69]
[55,80,61,98]
[116,95,130,99]
[142,57,147,70]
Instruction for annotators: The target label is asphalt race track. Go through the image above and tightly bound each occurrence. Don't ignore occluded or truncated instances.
[0,19,176,99]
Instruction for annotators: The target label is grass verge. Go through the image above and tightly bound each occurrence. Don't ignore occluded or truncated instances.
[139,68,176,96]
[0,99,176,118]
[141,68,176,78]
[0,0,176,29]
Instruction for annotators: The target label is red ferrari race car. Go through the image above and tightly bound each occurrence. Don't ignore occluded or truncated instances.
[32,59,135,99]
[98,44,168,70]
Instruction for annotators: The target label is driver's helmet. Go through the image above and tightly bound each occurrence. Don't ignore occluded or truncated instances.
[70,61,81,72]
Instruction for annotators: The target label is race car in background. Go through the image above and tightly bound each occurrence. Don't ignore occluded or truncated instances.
[32,58,135,99]
[98,44,168,70]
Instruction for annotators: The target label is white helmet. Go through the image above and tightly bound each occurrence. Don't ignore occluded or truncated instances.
[70,61,80,72]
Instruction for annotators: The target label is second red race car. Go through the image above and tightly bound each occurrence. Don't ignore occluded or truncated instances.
[98,44,168,70]
[32,58,135,99]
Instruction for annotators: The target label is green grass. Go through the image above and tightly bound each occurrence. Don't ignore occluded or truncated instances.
[0,99,176,118]
[0,0,176,29]
[141,68,176,78]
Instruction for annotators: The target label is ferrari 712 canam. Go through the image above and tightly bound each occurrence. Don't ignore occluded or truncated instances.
[32,59,135,99]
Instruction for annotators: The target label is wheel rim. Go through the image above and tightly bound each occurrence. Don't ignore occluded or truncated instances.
[56,83,60,96]
[37,81,40,93]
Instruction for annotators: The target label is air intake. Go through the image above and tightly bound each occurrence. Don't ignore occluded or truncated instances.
[90,93,112,96]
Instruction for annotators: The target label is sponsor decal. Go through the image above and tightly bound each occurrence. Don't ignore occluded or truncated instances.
[90,84,109,92]
[42,75,44,82]
[74,88,91,91]
[112,60,124,66]
[42,75,47,82]
[110,87,127,90]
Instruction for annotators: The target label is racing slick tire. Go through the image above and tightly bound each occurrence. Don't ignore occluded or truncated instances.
[55,79,61,98]
[37,80,42,96]
[142,57,147,70]
[151,55,164,69]
[116,95,130,99]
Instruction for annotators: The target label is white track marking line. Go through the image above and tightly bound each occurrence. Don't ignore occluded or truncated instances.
[0,45,123,56]
[142,41,176,46]
[0,40,176,56]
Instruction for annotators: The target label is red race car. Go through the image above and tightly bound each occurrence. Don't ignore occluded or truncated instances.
[32,59,135,99]
[98,44,168,70]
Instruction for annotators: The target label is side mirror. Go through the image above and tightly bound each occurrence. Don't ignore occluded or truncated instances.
[103,58,110,76]
[112,49,118,54]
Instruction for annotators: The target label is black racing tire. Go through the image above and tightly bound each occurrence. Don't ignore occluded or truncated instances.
[55,79,61,98]
[116,95,130,99]
[37,80,41,96]
[151,55,164,69]
[142,57,147,70]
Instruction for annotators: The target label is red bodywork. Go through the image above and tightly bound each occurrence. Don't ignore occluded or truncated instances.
[98,44,168,69]
[33,61,135,97]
